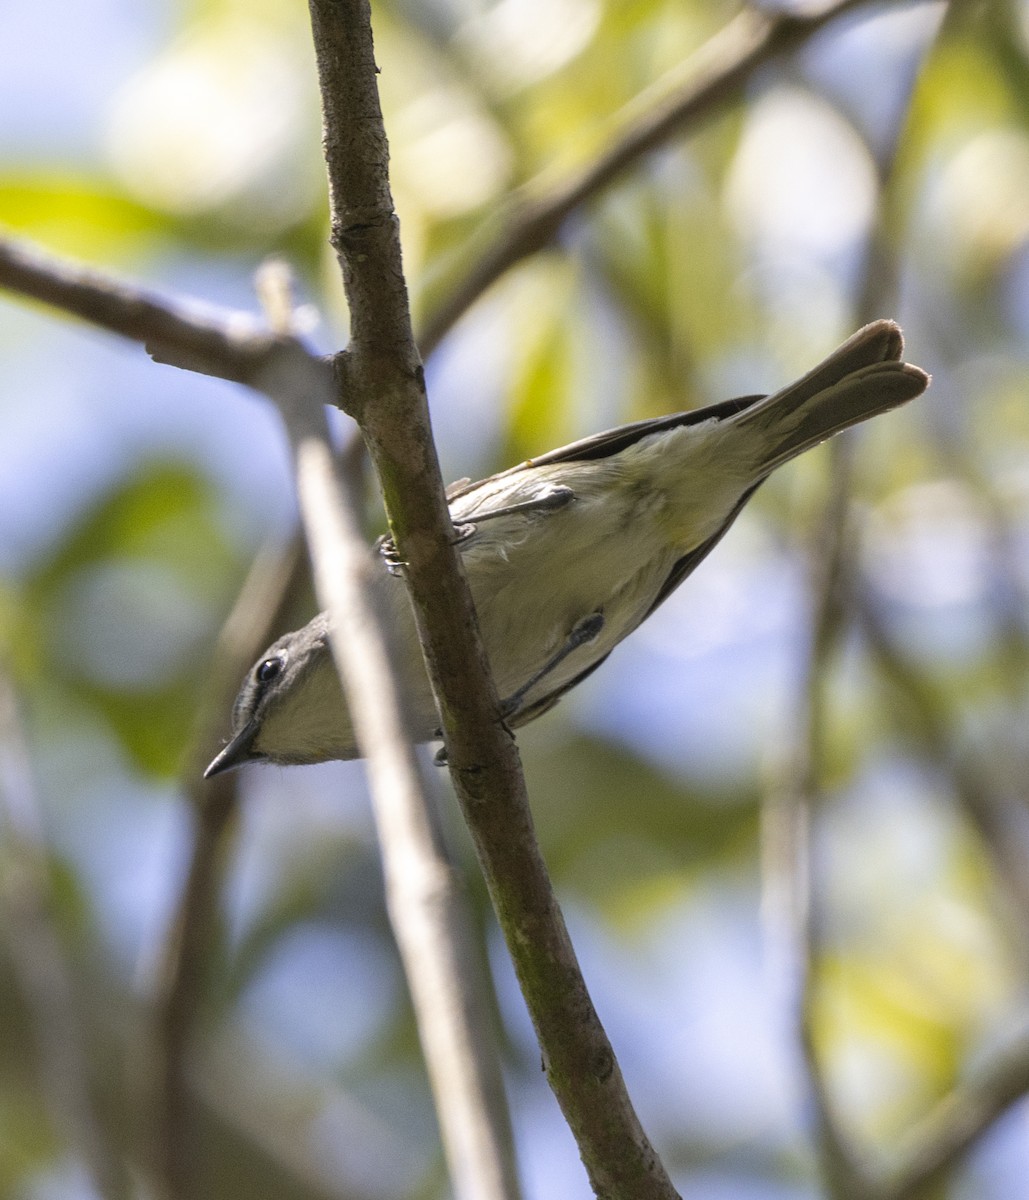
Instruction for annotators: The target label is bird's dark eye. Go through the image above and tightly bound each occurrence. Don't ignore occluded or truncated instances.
[256,656,283,684]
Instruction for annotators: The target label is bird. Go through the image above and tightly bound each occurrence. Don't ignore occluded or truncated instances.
[205,319,928,776]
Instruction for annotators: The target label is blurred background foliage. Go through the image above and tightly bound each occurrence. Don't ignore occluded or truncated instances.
[3,0,1029,1197]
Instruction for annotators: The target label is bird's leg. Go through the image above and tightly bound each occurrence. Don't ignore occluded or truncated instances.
[433,611,604,765]
[453,485,574,544]
[500,611,605,719]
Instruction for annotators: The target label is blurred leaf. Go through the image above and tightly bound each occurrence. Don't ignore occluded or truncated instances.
[524,732,759,923]
[25,461,222,593]
[502,258,578,457]
[0,173,164,261]
[816,950,966,1141]
[0,172,328,268]
[10,461,241,775]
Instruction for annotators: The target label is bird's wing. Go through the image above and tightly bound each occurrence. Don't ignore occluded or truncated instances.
[446,317,913,504]
[503,480,764,726]
[643,480,763,619]
[444,394,765,503]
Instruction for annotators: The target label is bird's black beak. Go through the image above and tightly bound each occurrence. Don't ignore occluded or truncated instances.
[204,719,266,779]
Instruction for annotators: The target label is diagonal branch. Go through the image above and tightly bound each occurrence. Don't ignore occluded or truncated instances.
[0,231,523,1200]
[876,1022,1029,1200]
[762,433,872,1200]
[760,20,941,1191]
[259,343,523,1200]
[150,533,306,1200]
[418,0,886,356]
[306,2,680,1196]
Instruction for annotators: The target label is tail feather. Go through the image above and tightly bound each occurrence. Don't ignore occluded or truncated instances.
[762,319,905,417]
[734,321,929,474]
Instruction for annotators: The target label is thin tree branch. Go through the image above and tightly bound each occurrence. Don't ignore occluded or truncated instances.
[760,22,940,1189]
[417,0,893,357]
[876,1023,1029,1200]
[306,2,680,1195]
[0,233,524,1200]
[888,327,1029,941]
[837,7,1029,1174]
[0,235,281,386]
[259,342,522,1200]
[256,260,521,1199]
[0,669,129,1200]
[762,435,872,1200]
[804,15,1029,1178]
[150,533,307,1200]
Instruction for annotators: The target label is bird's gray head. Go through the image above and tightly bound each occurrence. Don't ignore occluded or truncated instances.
[204,614,356,777]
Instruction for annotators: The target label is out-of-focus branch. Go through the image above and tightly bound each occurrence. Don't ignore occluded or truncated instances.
[858,596,1029,952]
[839,4,1029,1166]
[258,258,522,1200]
[876,1023,1029,1200]
[418,0,888,356]
[151,533,307,1200]
[885,338,1029,944]
[0,670,129,1200]
[762,436,871,1200]
[262,341,522,1200]
[761,19,939,1189]
[0,233,524,1200]
[789,18,1029,1180]
[306,2,680,1195]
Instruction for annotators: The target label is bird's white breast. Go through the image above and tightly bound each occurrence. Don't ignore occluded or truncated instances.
[448,419,754,711]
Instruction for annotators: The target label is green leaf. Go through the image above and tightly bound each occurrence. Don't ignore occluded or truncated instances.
[13,461,242,775]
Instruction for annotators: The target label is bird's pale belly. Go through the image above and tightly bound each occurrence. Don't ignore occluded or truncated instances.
[459,494,678,711]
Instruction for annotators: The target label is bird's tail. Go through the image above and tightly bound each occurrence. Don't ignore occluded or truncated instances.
[733,320,930,476]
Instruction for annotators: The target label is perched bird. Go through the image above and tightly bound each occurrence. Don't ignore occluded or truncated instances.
[206,320,928,776]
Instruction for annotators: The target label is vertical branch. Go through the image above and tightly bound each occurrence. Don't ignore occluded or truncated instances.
[152,534,306,1200]
[0,670,129,1200]
[762,23,941,1192]
[256,342,521,1200]
[304,5,680,1196]
[762,437,871,1198]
